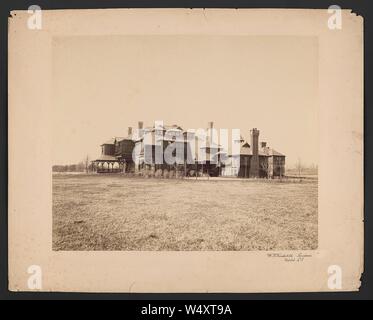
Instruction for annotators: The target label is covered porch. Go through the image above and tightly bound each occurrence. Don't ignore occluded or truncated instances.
[92,155,125,173]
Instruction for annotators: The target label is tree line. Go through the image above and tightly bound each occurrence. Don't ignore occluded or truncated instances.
[52,156,91,173]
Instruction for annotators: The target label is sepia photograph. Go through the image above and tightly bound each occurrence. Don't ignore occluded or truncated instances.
[51,35,318,251]
[6,7,364,295]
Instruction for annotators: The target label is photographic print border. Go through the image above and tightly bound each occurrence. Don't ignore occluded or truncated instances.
[1,0,371,301]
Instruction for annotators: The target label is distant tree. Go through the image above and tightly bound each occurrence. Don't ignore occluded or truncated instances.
[84,155,90,173]
[52,165,67,172]
[309,163,318,175]
[260,160,270,179]
[53,162,88,173]
[76,162,85,172]
[295,158,304,179]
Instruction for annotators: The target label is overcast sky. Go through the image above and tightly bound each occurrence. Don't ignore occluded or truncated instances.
[52,35,318,167]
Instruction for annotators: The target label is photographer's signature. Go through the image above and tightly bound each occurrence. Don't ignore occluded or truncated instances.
[267,252,313,262]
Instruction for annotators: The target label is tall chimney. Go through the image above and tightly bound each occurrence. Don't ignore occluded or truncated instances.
[207,121,214,147]
[249,128,260,177]
[136,121,144,139]
[128,126,133,136]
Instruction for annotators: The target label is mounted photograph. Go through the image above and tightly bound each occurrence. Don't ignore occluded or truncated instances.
[8,9,363,293]
[51,35,318,251]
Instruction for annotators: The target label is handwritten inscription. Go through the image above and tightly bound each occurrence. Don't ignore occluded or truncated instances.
[267,253,312,262]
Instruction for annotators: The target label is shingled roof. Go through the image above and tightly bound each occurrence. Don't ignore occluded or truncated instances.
[231,141,285,157]
[101,137,125,145]
[94,155,118,161]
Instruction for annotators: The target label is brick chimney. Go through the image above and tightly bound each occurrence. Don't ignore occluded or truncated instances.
[207,121,214,147]
[249,128,260,177]
[128,126,133,136]
[136,121,144,139]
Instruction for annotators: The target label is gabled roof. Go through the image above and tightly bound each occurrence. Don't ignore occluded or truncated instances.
[132,124,185,142]
[94,155,118,161]
[164,124,184,131]
[146,124,184,132]
[101,138,116,145]
[102,124,184,146]
[269,148,285,157]
[240,145,251,155]
[116,134,133,142]
[229,141,285,157]
[101,137,125,145]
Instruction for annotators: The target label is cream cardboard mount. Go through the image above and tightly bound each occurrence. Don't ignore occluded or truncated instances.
[8,9,363,293]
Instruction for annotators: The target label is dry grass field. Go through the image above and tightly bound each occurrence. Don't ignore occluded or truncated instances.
[52,174,318,251]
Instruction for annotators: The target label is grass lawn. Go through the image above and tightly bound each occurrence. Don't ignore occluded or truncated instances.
[52,174,318,251]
